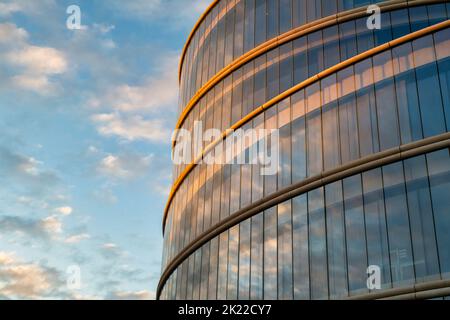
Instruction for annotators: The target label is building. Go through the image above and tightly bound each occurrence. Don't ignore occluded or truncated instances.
[159,0,450,300]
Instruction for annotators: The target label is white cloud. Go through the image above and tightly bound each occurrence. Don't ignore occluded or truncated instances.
[0,0,56,18]
[97,152,153,180]
[7,45,67,75]
[64,233,90,244]
[0,252,62,299]
[0,2,22,17]
[54,206,73,216]
[0,23,28,44]
[102,243,118,250]
[92,23,115,34]
[108,0,209,22]
[0,215,62,240]
[40,215,63,235]
[0,23,67,95]
[92,53,178,113]
[92,113,170,142]
[0,252,16,265]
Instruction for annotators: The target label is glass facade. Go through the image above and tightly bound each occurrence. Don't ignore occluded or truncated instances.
[160,0,450,300]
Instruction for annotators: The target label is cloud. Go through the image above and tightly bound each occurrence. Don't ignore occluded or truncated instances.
[106,290,154,300]
[0,215,62,240]
[0,145,61,197]
[0,2,22,17]
[89,53,177,143]
[64,234,90,244]
[0,252,63,299]
[0,23,28,44]
[0,0,56,18]
[92,113,171,142]
[107,0,209,23]
[94,54,178,113]
[0,23,67,95]
[40,215,63,234]
[100,243,124,260]
[54,206,73,216]
[92,23,115,34]
[97,153,153,180]
[6,45,67,74]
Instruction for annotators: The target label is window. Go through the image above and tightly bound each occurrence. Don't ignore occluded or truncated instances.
[413,35,446,138]
[292,91,307,183]
[404,155,440,282]
[362,168,391,289]
[427,149,450,278]
[238,219,251,299]
[321,74,341,170]
[250,214,264,299]
[293,194,309,299]
[325,181,348,299]
[306,82,323,177]
[278,200,293,299]
[227,225,240,299]
[308,188,328,299]
[264,207,278,299]
[344,175,368,295]
[382,162,415,286]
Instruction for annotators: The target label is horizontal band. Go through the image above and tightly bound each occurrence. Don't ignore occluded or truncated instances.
[164,18,450,234]
[347,279,450,300]
[157,132,450,299]
[175,0,445,145]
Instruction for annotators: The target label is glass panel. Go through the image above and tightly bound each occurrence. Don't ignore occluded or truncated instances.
[435,29,450,131]
[306,82,323,177]
[322,74,341,171]
[238,219,251,299]
[382,162,415,287]
[392,43,423,144]
[325,181,348,299]
[293,0,307,28]
[404,155,440,282]
[293,194,309,299]
[250,214,264,299]
[278,200,293,300]
[427,149,450,278]
[264,207,278,299]
[200,243,210,299]
[344,175,368,295]
[307,31,324,77]
[355,59,379,157]
[227,225,239,299]
[217,232,229,299]
[413,35,446,138]
[280,0,293,34]
[244,0,255,53]
[255,0,266,46]
[308,187,328,299]
[362,168,391,290]
[292,91,307,183]
[338,66,360,163]
[373,51,400,151]
[267,0,279,40]
[208,238,219,299]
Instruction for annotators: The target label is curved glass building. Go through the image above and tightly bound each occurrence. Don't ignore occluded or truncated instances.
[159,0,450,300]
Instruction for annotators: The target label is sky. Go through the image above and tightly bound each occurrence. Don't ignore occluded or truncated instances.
[0,0,209,300]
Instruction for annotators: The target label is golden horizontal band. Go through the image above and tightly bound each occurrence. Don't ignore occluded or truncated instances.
[163,18,450,234]
[175,0,444,145]
[157,132,450,299]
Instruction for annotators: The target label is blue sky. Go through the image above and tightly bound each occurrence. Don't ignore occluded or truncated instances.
[0,0,209,299]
